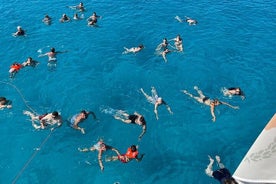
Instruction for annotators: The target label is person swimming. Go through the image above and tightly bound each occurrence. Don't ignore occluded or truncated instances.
[113,111,146,140]
[69,110,97,134]
[78,139,120,171]
[140,87,173,120]
[105,145,144,163]
[60,14,70,23]
[9,62,23,78]
[122,45,144,54]
[182,86,239,122]
[222,87,245,100]
[13,26,25,36]
[175,16,197,25]
[0,97,12,109]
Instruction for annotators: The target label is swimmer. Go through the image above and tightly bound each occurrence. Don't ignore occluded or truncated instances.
[21,57,39,67]
[13,26,25,36]
[113,111,146,140]
[155,38,169,51]
[0,97,12,109]
[181,86,239,122]
[205,155,238,184]
[69,110,97,134]
[122,45,144,54]
[42,15,51,25]
[140,87,173,120]
[9,62,23,78]
[87,12,101,26]
[169,34,183,52]
[78,139,120,171]
[106,145,144,163]
[175,16,197,25]
[222,87,245,100]
[38,47,67,62]
[185,16,197,25]
[68,2,85,12]
[73,13,81,20]
[59,14,70,23]
[23,110,62,130]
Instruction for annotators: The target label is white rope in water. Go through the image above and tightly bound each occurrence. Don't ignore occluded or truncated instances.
[0,81,36,114]
[12,130,54,184]
[0,80,54,183]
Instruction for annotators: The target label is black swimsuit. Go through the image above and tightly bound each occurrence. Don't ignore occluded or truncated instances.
[128,115,138,124]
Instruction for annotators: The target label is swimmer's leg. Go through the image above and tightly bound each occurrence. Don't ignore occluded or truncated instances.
[140,88,153,102]
[23,110,37,120]
[122,47,130,54]
[194,86,205,98]
[181,89,203,103]
[205,155,214,177]
[105,156,118,162]
[215,155,225,169]
[151,86,158,97]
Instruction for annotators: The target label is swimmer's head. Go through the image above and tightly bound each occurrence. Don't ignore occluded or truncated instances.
[51,48,55,52]
[130,145,137,152]
[52,111,59,117]
[17,26,22,30]
[81,110,89,118]
[157,97,162,103]
[139,45,144,48]
[140,116,146,125]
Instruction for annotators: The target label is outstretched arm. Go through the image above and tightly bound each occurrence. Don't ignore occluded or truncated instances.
[210,105,216,122]
[220,101,239,109]
[138,125,147,140]
[98,150,104,171]
[136,153,145,162]
[88,111,97,120]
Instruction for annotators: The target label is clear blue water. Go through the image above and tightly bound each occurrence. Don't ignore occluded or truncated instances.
[0,0,275,183]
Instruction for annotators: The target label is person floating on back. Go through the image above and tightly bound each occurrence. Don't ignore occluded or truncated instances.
[122,44,144,54]
[175,16,197,25]
[78,139,120,171]
[140,87,173,120]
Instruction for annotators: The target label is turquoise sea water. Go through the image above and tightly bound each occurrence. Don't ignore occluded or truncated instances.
[0,0,275,183]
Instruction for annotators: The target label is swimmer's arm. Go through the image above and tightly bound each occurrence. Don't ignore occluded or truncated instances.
[139,125,146,140]
[154,104,159,120]
[163,100,173,114]
[88,111,97,120]
[220,101,239,109]
[98,151,104,171]
[136,153,145,162]
[210,105,216,122]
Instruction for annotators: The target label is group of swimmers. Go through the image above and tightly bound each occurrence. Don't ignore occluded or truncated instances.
[4,3,246,181]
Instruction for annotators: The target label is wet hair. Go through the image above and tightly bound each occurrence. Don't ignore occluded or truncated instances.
[52,111,58,117]
[140,116,146,125]
[223,178,238,184]
[50,48,55,52]
[0,97,7,102]
[130,145,137,152]
[139,45,144,48]
[81,110,89,118]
